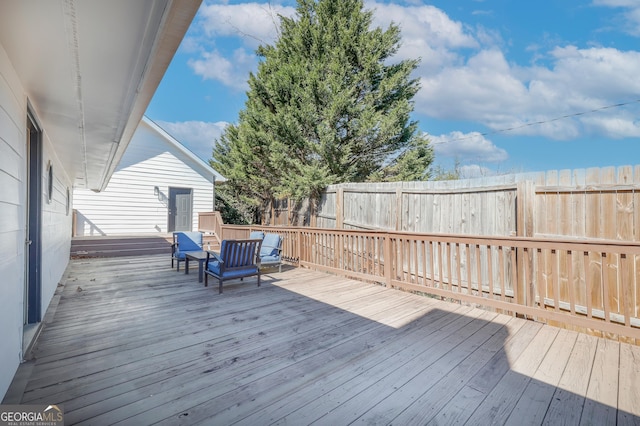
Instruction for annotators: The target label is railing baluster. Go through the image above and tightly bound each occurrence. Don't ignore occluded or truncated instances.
[552,249,560,312]
[429,240,435,288]
[446,242,452,292]
[537,249,545,310]
[466,244,472,296]
[437,241,444,289]
[602,253,611,322]
[498,246,505,303]
[414,239,419,284]
[487,245,494,301]
[568,250,576,315]
[476,244,482,298]
[621,254,631,327]
[584,251,592,319]
[511,247,518,306]
[456,243,463,294]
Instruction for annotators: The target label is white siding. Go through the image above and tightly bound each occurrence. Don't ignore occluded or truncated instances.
[0,42,73,398]
[73,121,216,235]
[41,141,73,308]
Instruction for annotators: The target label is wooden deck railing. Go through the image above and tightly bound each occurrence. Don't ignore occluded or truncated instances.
[258,225,640,342]
[198,211,224,244]
[198,213,640,342]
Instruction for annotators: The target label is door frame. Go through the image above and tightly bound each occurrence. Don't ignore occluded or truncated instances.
[25,108,42,324]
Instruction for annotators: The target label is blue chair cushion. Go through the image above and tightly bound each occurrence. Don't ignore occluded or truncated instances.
[249,231,265,240]
[207,259,222,275]
[260,233,281,257]
[260,254,280,264]
[175,232,203,253]
[207,260,258,279]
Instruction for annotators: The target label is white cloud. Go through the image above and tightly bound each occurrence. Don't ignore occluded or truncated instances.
[366,2,478,50]
[370,1,640,142]
[429,131,508,163]
[185,1,640,144]
[186,3,297,89]
[593,0,640,36]
[417,49,528,122]
[593,0,638,5]
[582,114,640,138]
[459,164,496,178]
[188,48,256,90]
[198,2,296,48]
[157,120,229,161]
[366,1,479,73]
[416,45,640,140]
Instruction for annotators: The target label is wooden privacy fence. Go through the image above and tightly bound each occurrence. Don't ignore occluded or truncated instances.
[315,165,640,244]
[203,220,640,343]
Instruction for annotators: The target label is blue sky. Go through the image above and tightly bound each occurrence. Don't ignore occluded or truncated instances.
[146,0,640,178]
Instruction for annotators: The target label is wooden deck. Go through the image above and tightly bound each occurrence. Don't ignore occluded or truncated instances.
[5,255,639,425]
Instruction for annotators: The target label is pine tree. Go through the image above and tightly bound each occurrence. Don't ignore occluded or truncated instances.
[212,0,433,217]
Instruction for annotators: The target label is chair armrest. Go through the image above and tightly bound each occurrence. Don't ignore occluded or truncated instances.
[206,251,223,264]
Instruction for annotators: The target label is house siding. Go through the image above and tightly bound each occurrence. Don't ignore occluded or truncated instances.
[73,120,216,236]
[0,42,72,398]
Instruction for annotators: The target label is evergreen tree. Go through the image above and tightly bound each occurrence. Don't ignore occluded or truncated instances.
[368,134,434,182]
[212,0,433,217]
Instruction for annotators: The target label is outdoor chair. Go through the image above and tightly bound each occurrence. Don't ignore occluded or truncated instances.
[204,238,262,294]
[259,233,283,272]
[171,231,203,271]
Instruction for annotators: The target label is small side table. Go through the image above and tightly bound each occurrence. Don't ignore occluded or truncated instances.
[184,251,208,283]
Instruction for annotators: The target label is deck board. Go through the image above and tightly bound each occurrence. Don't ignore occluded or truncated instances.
[468,325,559,424]
[581,338,620,425]
[5,254,638,425]
[504,329,579,425]
[618,343,640,423]
[542,332,599,425]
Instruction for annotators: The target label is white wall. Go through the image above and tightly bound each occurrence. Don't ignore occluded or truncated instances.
[0,38,27,402]
[73,121,215,235]
[41,141,73,309]
[0,42,72,398]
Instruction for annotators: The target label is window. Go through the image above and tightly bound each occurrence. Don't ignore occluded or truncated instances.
[66,187,71,215]
[46,161,53,203]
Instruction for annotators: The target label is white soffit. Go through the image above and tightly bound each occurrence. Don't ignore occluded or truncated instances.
[0,0,202,190]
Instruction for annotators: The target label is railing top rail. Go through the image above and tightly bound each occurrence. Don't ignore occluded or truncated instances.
[240,224,640,253]
[322,184,520,195]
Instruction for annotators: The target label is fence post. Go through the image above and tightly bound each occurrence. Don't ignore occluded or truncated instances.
[336,188,344,229]
[516,181,536,309]
[395,188,403,231]
[308,197,317,228]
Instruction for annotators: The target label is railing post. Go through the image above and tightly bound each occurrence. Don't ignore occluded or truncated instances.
[296,228,302,265]
[72,209,77,237]
[384,233,393,287]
